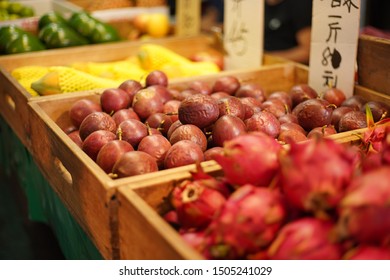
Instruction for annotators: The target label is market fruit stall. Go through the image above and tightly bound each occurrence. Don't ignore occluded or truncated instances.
[1,32,389,260]
[27,61,389,259]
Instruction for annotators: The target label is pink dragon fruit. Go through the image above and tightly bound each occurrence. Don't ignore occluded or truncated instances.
[279,137,358,213]
[203,184,286,259]
[343,245,390,260]
[361,124,390,172]
[213,132,282,187]
[170,179,227,230]
[336,166,390,245]
[267,217,342,260]
[180,230,208,252]
[362,107,390,153]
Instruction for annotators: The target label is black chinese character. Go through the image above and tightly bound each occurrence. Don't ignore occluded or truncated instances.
[331,0,341,8]
[343,0,359,13]
[227,20,248,56]
[232,0,244,17]
[322,47,342,69]
[320,0,341,7]
[322,70,338,87]
[326,15,342,43]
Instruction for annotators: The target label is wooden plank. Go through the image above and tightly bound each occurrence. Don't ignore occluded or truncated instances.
[0,35,215,71]
[28,99,118,259]
[357,35,390,96]
[117,188,203,260]
[169,63,299,96]
[354,84,390,106]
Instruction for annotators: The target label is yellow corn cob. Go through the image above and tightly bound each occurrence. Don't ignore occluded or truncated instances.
[137,43,192,70]
[31,66,120,95]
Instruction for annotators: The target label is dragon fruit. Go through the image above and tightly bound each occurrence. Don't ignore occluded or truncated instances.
[362,106,390,153]
[213,132,282,187]
[343,245,390,260]
[336,166,390,245]
[267,217,342,260]
[203,184,286,259]
[170,179,227,230]
[180,230,208,252]
[279,137,357,213]
[360,124,390,172]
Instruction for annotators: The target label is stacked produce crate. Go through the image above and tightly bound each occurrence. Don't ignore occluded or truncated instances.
[1,3,389,261]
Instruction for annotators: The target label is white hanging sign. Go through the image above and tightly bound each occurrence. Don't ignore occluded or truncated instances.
[175,0,201,36]
[308,0,361,98]
[223,0,264,70]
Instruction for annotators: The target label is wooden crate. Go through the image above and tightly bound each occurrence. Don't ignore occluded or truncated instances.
[357,34,390,96]
[25,62,295,259]
[116,126,380,260]
[0,34,284,151]
[27,90,224,260]
[27,63,389,259]
[115,64,390,260]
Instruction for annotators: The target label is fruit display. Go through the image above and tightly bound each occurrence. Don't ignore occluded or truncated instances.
[0,11,120,54]
[11,44,221,96]
[0,1,35,21]
[66,0,134,11]
[59,69,390,182]
[161,121,390,260]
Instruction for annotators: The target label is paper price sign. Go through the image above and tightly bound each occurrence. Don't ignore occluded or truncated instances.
[175,0,201,36]
[309,0,361,98]
[223,0,264,70]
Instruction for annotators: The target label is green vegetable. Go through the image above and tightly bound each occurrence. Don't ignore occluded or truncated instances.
[67,12,97,38]
[38,11,68,30]
[19,6,34,17]
[5,33,45,54]
[7,2,23,14]
[68,11,120,43]
[90,22,120,43]
[38,22,89,49]
[0,25,26,53]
